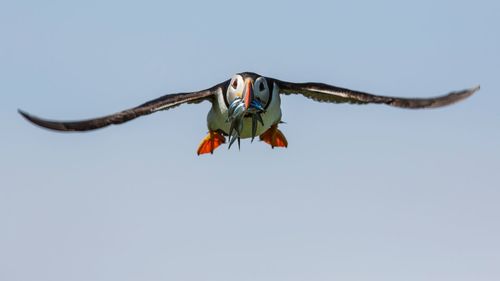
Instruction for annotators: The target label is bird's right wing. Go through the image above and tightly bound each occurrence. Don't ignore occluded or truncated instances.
[19,80,229,132]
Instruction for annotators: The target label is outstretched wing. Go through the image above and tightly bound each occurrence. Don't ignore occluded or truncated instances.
[275,79,479,109]
[19,81,229,132]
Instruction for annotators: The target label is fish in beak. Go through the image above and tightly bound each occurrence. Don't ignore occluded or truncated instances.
[227,100,245,149]
[242,79,265,142]
[243,79,265,113]
[227,79,266,148]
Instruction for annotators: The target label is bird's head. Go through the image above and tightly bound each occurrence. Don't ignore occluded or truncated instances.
[226,73,270,113]
[225,73,270,148]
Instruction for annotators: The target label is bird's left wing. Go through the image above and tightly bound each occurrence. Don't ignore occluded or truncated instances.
[275,79,479,109]
[19,81,229,132]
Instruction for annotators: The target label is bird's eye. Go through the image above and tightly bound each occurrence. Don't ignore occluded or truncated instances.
[259,82,265,92]
[232,80,238,89]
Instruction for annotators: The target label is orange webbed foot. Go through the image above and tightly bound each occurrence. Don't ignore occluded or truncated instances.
[259,124,288,149]
[197,131,226,155]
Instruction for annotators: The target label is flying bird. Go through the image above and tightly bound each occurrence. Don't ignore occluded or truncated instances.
[19,72,479,155]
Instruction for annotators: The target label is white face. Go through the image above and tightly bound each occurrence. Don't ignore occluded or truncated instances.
[226,74,271,108]
[227,75,245,104]
[253,76,270,108]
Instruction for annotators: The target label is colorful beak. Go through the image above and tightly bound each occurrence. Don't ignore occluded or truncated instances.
[243,79,265,113]
[243,79,254,110]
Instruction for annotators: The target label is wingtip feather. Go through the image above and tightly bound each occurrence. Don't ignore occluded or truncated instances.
[18,109,71,131]
[471,84,481,93]
[18,109,29,118]
[18,109,37,124]
[456,84,480,101]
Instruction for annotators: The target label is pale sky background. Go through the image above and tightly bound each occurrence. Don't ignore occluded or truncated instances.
[1,1,499,280]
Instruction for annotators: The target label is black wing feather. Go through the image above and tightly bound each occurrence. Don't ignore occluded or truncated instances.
[19,81,228,132]
[276,80,479,109]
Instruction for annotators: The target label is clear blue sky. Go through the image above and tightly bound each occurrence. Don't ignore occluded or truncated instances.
[1,1,499,280]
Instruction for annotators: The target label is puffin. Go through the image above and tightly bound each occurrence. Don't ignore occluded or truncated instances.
[19,72,479,155]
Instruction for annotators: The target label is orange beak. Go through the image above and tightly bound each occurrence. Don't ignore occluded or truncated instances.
[243,79,254,110]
